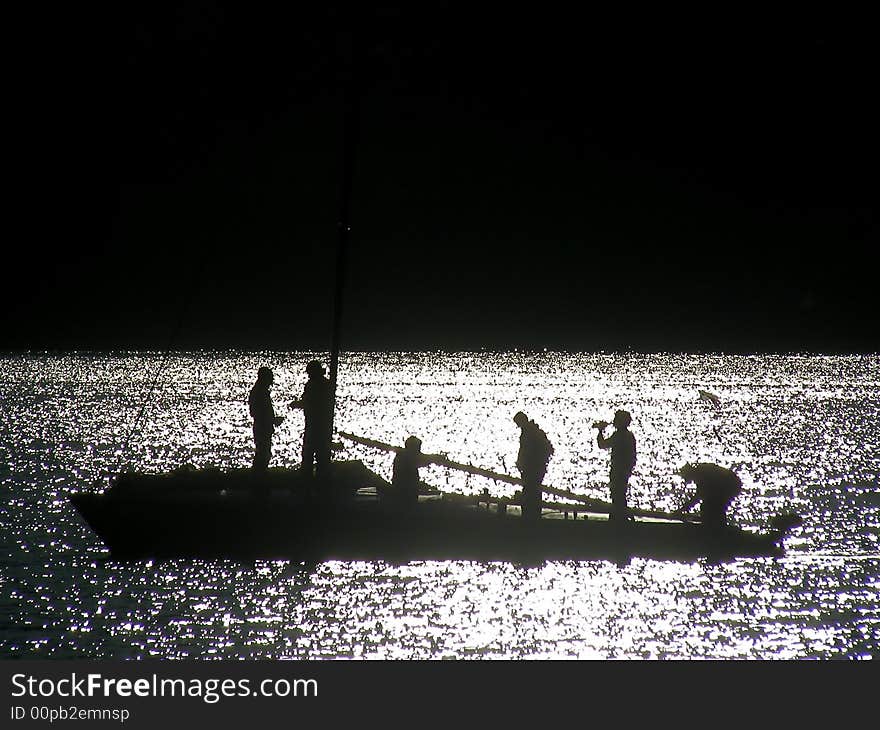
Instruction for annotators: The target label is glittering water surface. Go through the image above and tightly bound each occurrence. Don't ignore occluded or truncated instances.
[1,352,878,659]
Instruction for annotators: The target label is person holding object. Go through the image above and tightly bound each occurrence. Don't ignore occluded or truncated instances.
[248,366,284,472]
[513,411,554,522]
[289,360,332,479]
[595,410,636,522]
[675,462,742,528]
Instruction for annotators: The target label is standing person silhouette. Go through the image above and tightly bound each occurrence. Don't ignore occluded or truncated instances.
[248,366,284,472]
[289,360,332,479]
[595,409,637,522]
[513,412,554,522]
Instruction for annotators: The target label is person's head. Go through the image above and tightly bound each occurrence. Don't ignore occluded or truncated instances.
[513,411,528,428]
[613,410,632,429]
[677,463,694,483]
[404,435,422,452]
[306,360,324,378]
[256,366,274,386]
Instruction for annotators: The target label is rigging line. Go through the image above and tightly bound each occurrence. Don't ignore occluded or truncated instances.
[109,257,210,480]
[111,324,184,479]
[328,24,361,437]
[86,349,146,481]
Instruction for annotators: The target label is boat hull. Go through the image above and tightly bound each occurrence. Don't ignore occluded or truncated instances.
[68,486,787,563]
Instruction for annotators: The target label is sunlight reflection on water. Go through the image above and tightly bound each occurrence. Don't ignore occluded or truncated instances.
[1,352,878,658]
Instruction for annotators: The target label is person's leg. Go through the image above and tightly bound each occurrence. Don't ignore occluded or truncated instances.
[700,500,725,528]
[253,430,270,471]
[301,430,315,477]
[609,473,628,521]
[530,469,546,521]
[315,433,331,479]
[521,478,540,521]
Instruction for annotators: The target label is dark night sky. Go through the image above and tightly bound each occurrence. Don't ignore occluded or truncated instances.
[7,6,878,352]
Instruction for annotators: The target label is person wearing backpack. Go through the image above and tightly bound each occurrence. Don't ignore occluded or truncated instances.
[513,411,554,522]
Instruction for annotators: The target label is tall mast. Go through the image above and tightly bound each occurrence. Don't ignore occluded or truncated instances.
[328,29,360,433]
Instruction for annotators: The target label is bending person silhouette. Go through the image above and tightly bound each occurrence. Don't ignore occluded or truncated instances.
[514,412,554,522]
[675,462,742,528]
[248,366,284,472]
[289,360,332,479]
[595,410,636,522]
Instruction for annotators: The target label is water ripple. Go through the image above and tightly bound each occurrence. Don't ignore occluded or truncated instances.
[1,352,878,658]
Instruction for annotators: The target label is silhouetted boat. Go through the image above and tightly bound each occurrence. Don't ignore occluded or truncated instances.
[65,59,803,564]
[68,459,800,562]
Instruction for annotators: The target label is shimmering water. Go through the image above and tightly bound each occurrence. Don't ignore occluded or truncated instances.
[1,352,878,659]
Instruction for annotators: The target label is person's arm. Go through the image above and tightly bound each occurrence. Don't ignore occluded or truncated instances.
[267,396,284,426]
[289,387,306,410]
[391,454,402,486]
[730,473,743,498]
[597,427,614,450]
[253,394,277,430]
[680,492,699,512]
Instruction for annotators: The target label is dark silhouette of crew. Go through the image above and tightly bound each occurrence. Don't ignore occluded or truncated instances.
[248,366,284,472]
[513,412,554,522]
[676,462,743,528]
[391,435,425,508]
[595,410,637,522]
[289,360,332,479]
